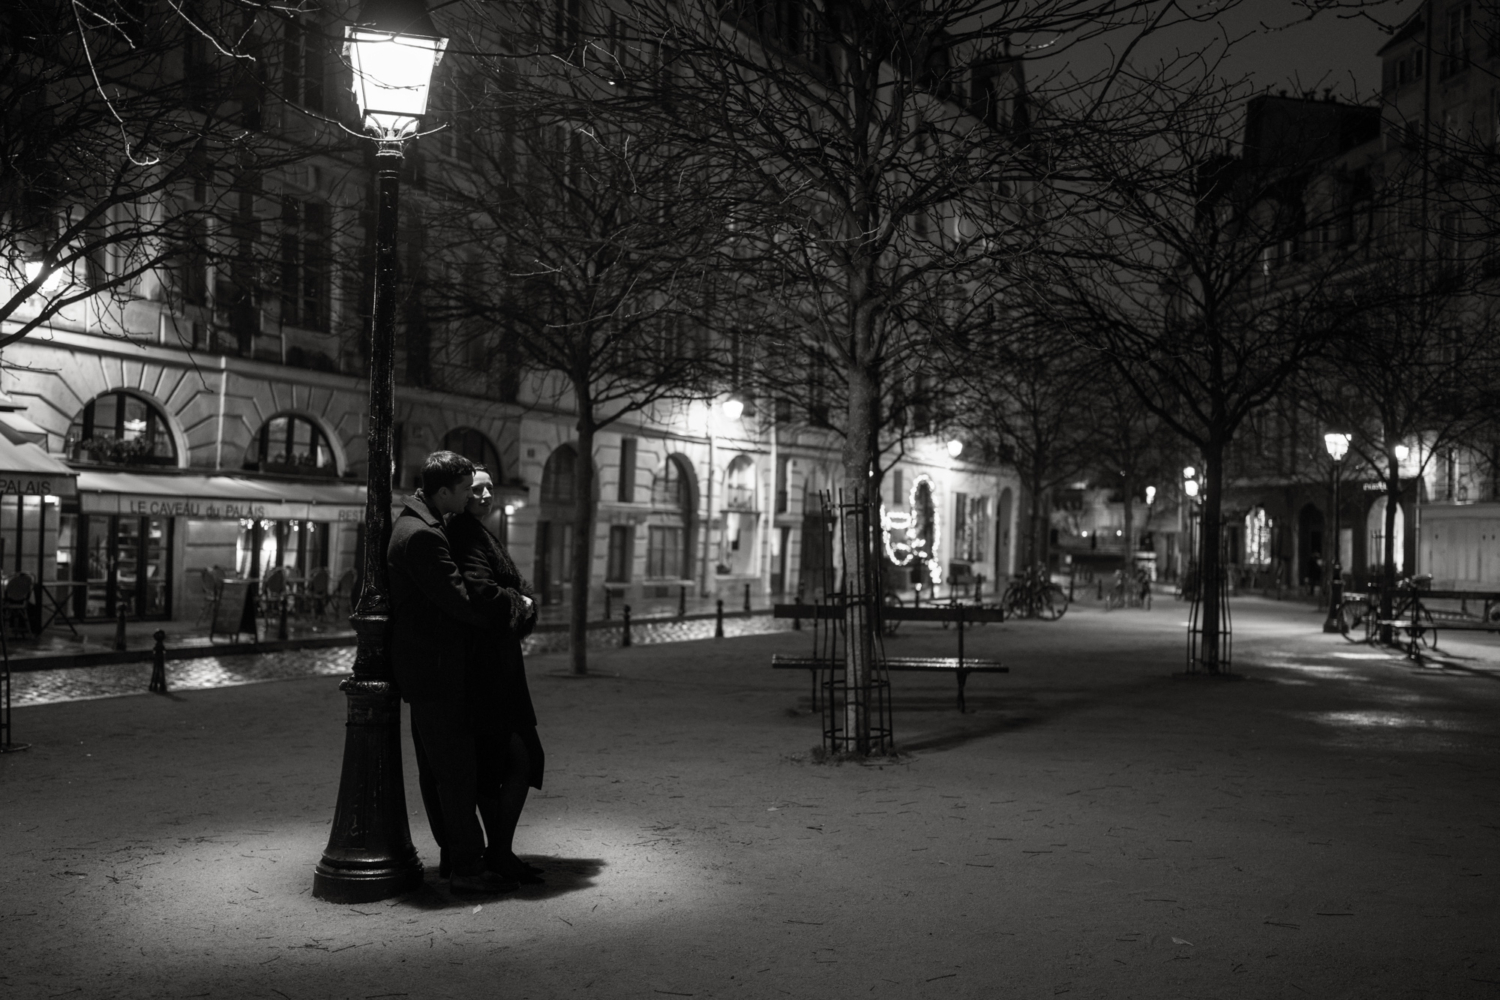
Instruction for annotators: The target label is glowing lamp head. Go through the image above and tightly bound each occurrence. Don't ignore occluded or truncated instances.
[1145,485,1157,505]
[24,256,63,293]
[1324,432,1351,462]
[946,439,964,458]
[346,0,447,139]
[1184,480,1199,498]
[1182,466,1196,480]
[722,398,744,421]
[1394,444,1410,461]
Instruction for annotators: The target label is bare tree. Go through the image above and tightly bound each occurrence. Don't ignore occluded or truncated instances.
[424,30,729,675]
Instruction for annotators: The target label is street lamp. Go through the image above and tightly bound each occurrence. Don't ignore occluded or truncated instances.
[722,397,744,421]
[1322,432,1351,633]
[313,0,446,904]
[946,439,964,459]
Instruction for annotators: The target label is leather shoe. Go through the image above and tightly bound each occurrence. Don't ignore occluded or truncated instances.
[449,871,518,896]
[486,852,545,884]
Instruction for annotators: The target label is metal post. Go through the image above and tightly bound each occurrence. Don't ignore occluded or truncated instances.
[603,587,611,620]
[114,604,127,651]
[715,598,724,638]
[743,582,750,612]
[622,604,632,647]
[149,629,168,693]
[278,594,289,641]
[1323,458,1344,633]
[313,141,422,904]
[679,585,687,617]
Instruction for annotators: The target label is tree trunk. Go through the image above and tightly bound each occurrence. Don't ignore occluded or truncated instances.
[1121,476,1136,587]
[840,358,880,754]
[570,407,597,676]
[1198,440,1225,674]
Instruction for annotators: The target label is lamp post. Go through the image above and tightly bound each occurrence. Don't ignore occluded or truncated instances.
[1322,432,1351,633]
[313,0,446,904]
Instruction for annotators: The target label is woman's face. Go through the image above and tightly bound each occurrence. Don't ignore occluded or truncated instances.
[466,471,494,518]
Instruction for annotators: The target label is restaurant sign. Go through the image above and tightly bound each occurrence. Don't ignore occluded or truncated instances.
[0,476,75,497]
[81,493,364,521]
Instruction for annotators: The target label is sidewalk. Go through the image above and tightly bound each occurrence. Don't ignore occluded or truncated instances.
[3,598,1499,999]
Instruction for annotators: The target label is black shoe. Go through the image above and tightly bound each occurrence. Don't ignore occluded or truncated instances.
[486,853,545,884]
[450,871,518,896]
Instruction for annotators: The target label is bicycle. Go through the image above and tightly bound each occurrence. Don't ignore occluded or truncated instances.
[1002,565,1068,621]
[1104,569,1153,611]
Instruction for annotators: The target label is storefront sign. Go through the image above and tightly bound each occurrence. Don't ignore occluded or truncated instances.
[83,493,367,522]
[0,477,73,497]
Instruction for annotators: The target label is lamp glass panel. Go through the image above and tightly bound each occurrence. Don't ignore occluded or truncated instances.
[1323,433,1350,461]
[347,28,445,136]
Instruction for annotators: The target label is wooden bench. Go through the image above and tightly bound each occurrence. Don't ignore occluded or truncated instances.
[771,603,1007,711]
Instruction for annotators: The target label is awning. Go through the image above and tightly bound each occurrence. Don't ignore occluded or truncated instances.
[74,470,366,521]
[0,437,77,497]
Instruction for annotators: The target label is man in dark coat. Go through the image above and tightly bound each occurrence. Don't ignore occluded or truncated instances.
[388,450,514,895]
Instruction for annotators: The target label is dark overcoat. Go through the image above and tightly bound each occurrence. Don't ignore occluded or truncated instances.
[447,511,539,728]
[388,495,483,703]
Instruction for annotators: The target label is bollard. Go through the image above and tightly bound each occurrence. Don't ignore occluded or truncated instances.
[604,588,612,620]
[621,604,632,647]
[679,585,687,618]
[114,605,127,651]
[278,595,289,641]
[744,583,751,612]
[793,582,804,631]
[148,629,168,693]
[1096,579,1103,601]
[715,599,724,638]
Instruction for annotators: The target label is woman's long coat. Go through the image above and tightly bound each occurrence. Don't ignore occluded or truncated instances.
[448,512,539,729]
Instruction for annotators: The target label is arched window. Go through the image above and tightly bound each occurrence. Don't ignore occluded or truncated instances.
[442,427,502,477]
[540,444,577,506]
[648,455,696,580]
[243,413,338,477]
[67,391,177,466]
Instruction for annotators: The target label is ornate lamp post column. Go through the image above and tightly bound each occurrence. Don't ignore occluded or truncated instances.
[1322,432,1351,634]
[313,0,447,904]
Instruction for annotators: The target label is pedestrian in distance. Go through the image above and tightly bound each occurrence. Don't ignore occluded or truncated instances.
[447,465,546,885]
[388,450,516,896]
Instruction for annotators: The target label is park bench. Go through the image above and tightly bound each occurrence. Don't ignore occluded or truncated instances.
[771,602,1007,712]
[1369,587,1500,661]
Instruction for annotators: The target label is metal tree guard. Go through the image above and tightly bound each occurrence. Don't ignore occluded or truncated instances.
[816,490,893,755]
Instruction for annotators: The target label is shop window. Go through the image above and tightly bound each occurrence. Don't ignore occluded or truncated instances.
[244,413,338,477]
[606,525,633,582]
[66,391,177,466]
[441,427,502,478]
[235,517,330,579]
[68,514,172,621]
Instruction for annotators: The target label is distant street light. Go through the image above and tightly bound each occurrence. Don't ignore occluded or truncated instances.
[24,254,64,294]
[1145,485,1156,506]
[722,397,744,421]
[1394,443,1410,462]
[1183,480,1199,498]
[313,0,446,905]
[1322,432,1351,633]
[946,439,964,458]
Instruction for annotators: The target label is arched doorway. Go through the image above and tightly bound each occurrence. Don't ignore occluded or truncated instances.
[1298,502,1324,588]
[535,444,577,606]
[1367,496,1405,575]
[799,465,836,597]
[63,391,179,620]
[647,455,697,586]
[996,487,1014,579]
[720,455,758,577]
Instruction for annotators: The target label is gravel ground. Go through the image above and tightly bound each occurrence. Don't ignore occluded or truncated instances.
[2,598,1498,1000]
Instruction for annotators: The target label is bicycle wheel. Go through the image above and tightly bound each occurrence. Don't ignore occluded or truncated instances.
[1338,600,1358,640]
[1040,585,1067,620]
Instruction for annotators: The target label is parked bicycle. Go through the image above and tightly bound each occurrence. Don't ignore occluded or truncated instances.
[1002,565,1068,621]
[1104,567,1153,612]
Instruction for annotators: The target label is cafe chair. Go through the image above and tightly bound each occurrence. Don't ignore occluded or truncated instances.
[305,567,332,619]
[3,572,35,639]
[330,567,355,620]
[193,567,223,626]
[259,566,287,624]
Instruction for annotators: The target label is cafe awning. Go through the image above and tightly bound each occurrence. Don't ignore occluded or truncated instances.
[74,471,366,522]
[0,437,77,498]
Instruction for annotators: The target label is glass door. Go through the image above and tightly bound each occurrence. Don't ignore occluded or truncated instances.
[75,514,172,620]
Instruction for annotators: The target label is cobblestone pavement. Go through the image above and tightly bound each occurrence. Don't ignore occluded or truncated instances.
[7,613,793,706]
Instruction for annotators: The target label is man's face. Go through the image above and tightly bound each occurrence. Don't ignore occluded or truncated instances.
[434,474,474,516]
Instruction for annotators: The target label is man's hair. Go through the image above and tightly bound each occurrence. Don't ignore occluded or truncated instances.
[421,451,475,494]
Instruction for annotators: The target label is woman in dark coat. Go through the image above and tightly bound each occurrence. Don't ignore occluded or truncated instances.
[447,466,545,883]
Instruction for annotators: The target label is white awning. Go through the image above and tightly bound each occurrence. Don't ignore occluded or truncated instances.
[74,471,365,521]
[0,437,77,497]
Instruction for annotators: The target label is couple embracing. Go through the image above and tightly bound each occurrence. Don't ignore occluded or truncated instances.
[388,450,546,895]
